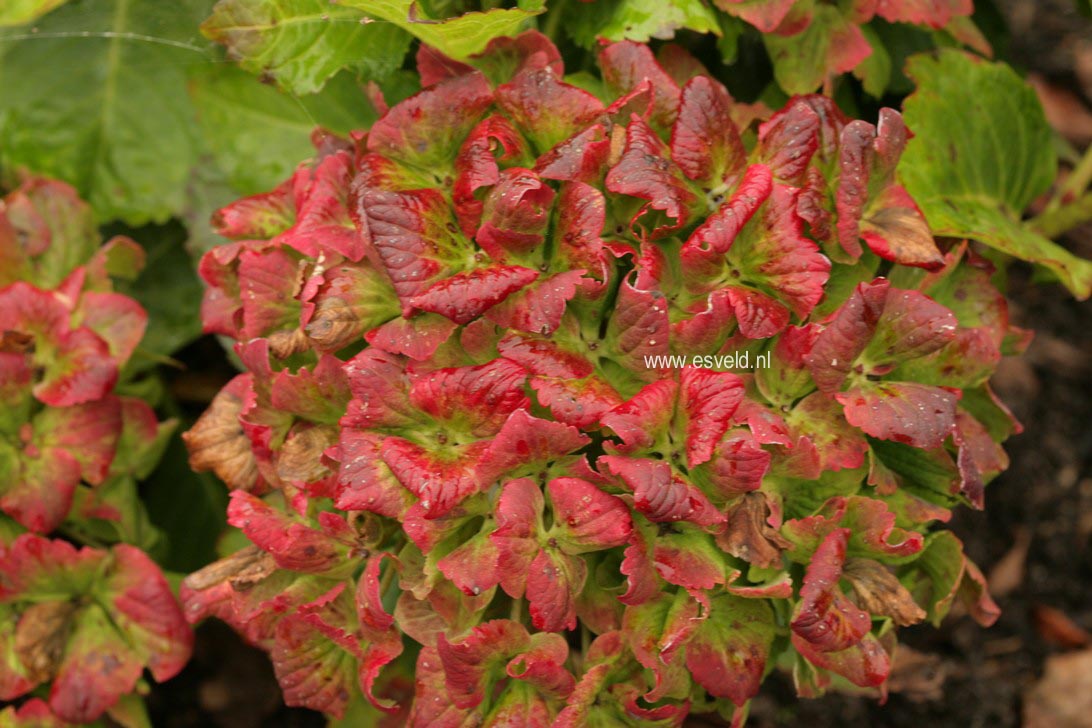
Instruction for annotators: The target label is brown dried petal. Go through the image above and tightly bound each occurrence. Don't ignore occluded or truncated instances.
[844,558,926,627]
[266,328,311,360]
[275,424,338,485]
[306,296,366,351]
[182,379,259,491]
[15,600,79,683]
[182,545,277,593]
[0,330,34,354]
[718,492,790,569]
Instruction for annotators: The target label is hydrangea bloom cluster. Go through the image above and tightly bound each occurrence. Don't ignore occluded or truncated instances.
[0,178,190,723]
[183,32,1014,725]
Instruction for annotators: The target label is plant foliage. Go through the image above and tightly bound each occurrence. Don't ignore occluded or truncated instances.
[0,177,189,723]
[180,32,1030,724]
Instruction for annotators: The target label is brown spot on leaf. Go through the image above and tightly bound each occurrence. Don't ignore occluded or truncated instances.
[0,330,34,354]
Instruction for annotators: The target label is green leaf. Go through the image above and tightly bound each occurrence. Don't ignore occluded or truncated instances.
[869,438,963,508]
[561,0,720,46]
[110,221,205,363]
[716,13,744,64]
[189,65,379,194]
[906,530,963,626]
[201,0,412,95]
[0,0,68,26]
[0,0,212,225]
[900,49,1092,299]
[337,0,544,60]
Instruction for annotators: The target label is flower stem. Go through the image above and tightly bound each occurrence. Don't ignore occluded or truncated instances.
[510,596,523,624]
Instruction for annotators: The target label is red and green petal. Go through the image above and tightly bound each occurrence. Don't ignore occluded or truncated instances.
[686,592,776,706]
[605,116,701,238]
[670,76,747,189]
[838,381,959,450]
[526,549,586,632]
[790,529,871,652]
[547,477,633,552]
[410,265,540,325]
[436,619,530,709]
[101,544,193,683]
[782,496,924,561]
[599,41,681,129]
[601,457,723,528]
[478,410,590,484]
[497,64,604,154]
[227,491,348,573]
[491,478,545,599]
[367,72,495,174]
[48,606,144,722]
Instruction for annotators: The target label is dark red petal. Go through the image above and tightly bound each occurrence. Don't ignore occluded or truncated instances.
[497,65,604,154]
[478,410,589,483]
[410,265,539,325]
[838,382,959,450]
[680,367,746,467]
[491,477,544,599]
[475,169,555,261]
[599,41,682,129]
[600,379,677,454]
[436,619,530,709]
[671,75,746,188]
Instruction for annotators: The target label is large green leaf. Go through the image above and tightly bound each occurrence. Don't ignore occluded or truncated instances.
[900,49,1092,299]
[561,0,719,46]
[200,0,412,95]
[337,0,544,60]
[189,65,380,194]
[0,0,69,26]
[0,0,212,225]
